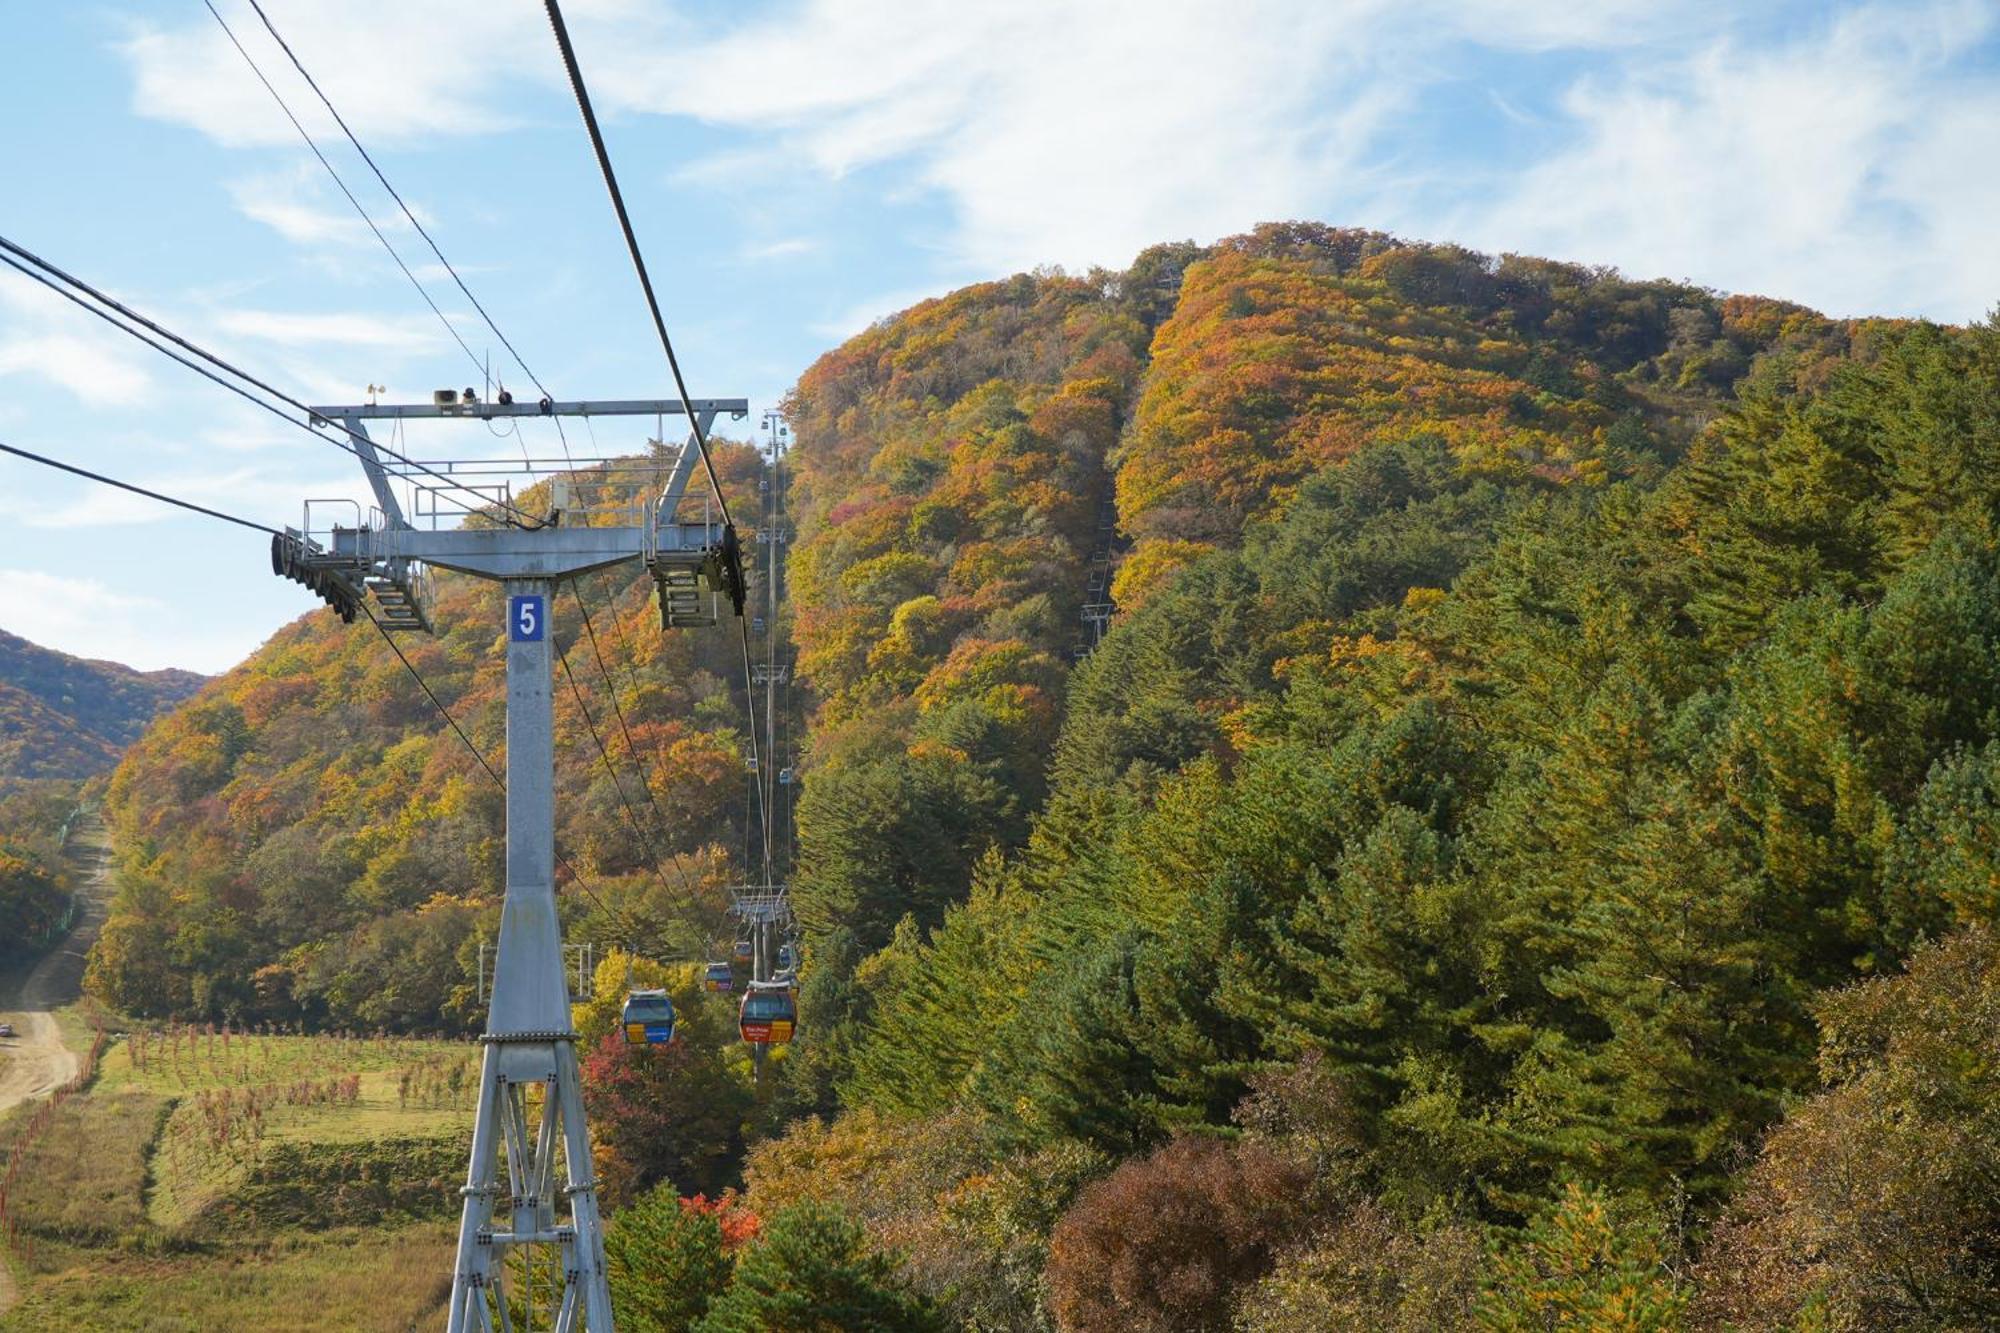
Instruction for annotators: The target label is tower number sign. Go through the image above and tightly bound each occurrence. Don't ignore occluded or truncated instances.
[509,594,545,642]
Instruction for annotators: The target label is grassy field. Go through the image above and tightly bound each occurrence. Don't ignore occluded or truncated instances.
[0,1013,476,1331]
[2,1225,456,1331]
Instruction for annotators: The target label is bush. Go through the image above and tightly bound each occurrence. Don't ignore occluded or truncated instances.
[1693,927,2000,1330]
[1046,1135,1314,1332]
[217,1135,464,1229]
[583,1018,752,1205]
[1233,1201,1483,1332]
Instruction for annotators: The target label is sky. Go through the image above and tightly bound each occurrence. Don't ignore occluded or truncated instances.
[1,0,1998,673]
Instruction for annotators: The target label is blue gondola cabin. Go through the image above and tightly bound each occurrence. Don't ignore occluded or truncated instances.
[621,989,677,1045]
[703,961,734,994]
[739,983,796,1045]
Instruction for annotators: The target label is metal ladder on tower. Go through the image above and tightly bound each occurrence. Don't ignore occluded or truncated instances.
[656,565,717,628]
[649,430,731,629]
[366,561,433,632]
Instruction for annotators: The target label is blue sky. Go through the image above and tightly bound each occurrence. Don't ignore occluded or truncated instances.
[2,0,1997,672]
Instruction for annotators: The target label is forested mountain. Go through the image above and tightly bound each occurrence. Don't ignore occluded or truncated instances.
[91,222,2000,1328]
[0,627,204,778]
[769,225,2000,1327]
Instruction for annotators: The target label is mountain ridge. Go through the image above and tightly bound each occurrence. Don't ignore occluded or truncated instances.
[0,627,206,779]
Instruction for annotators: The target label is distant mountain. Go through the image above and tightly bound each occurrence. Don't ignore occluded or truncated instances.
[0,629,206,778]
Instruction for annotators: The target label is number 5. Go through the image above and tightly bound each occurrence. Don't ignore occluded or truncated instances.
[510,594,544,641]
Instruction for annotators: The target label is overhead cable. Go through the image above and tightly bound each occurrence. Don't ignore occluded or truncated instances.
[0,438,281,535]
[568,582,696,894]
[361,601,638,932]
[736,613,771,884]
[223,0,581,474]
[555,633,695,900]
[0,235,536,526]
[237,0,557,408]
[201,0,487,382]
[539,0,734,532]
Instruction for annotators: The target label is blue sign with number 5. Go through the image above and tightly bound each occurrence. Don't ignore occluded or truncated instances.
[510,594,545,642]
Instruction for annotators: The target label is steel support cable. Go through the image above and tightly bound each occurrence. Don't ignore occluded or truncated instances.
[736,613,773,886]
[202,0,488,384]
[227,0,582,477]
[238,0,554,410]
[554,634,694,907]
[539,0,733,533]
[360,602,505,791]
[542,0,769,900]
[0,238,535,526]
[566,582,696,894]
[0,250,478,525]
[0,439,280,535]
[362,602,638,934]
[576,567,716,887]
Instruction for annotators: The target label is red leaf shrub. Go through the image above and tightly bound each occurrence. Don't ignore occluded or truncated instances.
[1045,1135,1313,1333]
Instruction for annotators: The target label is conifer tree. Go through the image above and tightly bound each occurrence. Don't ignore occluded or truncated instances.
[605,1187,732,1333]
[695,1200,943,1333]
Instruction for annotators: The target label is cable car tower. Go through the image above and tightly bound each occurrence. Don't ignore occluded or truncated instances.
[729,410,797,1071]
[280,391,746,1333]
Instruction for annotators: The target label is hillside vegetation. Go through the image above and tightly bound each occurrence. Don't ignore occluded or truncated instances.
[76,222,2000,1329]
[0,629,203,780]
[0,782,79,961]
[753,225,2000,1328]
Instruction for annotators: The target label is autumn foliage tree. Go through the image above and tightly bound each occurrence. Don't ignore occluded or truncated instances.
[1694,927,2000,1331]
[578,965,754,1206]
[1046,1135,1314,1332]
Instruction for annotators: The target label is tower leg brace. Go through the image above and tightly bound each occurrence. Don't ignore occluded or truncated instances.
[447,1038,613,1332]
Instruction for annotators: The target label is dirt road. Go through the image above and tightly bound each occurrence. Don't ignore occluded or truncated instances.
[0,821,108,1116]
[0,815,111,1313]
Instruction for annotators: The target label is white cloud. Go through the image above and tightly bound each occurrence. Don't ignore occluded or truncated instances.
[228,174,381,248]
[740,237,820,261]
[0,566,289,673]
[0,461,364,533]
[226,167,446,254]
[117,1,567,149]
[593,0,1748,275]
[1459,1,2000,320]
[0,334,153,407]
[597,0,1395,272]
[0,569,172,666]
[213,307,445,353]
[0,269,155,405]
[127,0,1717,279]
[113,0,2000,323]
[809,284,958,340]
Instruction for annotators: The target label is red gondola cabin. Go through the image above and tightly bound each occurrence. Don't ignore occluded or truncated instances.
[739,982,796,1045]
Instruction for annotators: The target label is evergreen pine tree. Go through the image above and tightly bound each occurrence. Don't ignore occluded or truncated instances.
[694,1200,944,1333]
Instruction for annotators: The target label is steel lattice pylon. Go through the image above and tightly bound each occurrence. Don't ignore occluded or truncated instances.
[285,395,746,1332]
